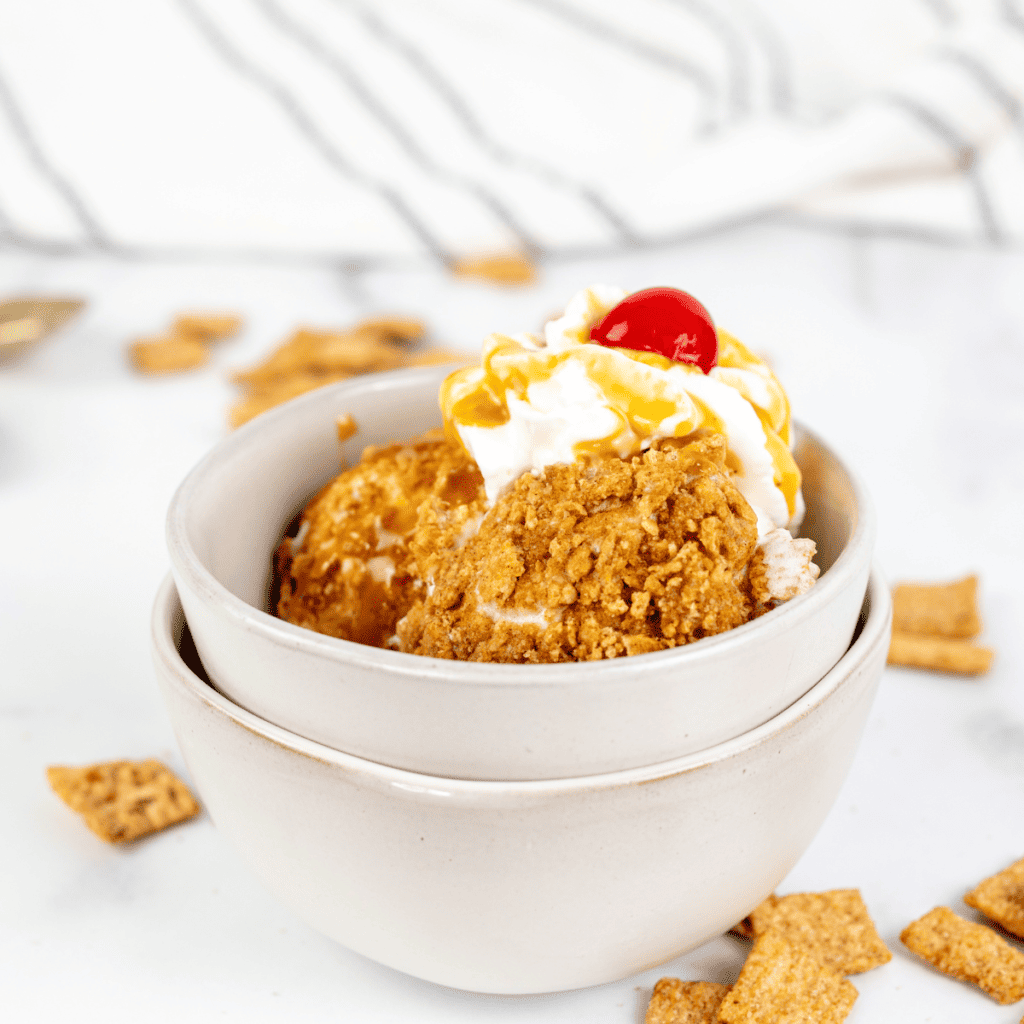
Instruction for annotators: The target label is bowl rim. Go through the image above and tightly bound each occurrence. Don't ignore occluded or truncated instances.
[166,366,877,687]
[153,568,890,793]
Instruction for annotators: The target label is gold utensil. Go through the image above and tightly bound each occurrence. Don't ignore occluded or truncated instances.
[0,296,85,361]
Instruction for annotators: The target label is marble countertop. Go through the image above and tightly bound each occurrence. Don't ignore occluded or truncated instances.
[3,223,1022,1022]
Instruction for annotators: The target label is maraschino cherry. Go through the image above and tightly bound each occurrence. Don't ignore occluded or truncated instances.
[589,287,717,374]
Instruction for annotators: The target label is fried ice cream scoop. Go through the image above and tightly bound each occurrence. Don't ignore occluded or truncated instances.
[275,430,483,648]
[397,433,764,662]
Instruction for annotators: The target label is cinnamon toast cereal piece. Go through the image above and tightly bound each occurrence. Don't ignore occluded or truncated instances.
[276,430,484,647]
[355,315,426,344]
[228,317,454,426]
[887,633,993,675]
[336,413,358,443]
[47,759,200,843]
[644,979,730,1024]
[892,575,982,638]
[130,335,208,373]
[172,312,243,341]
[452,252,537,285]
[398,434,759,663]
[233,326,408,388]
[229,370,352,428]
[965,857,1024,939]
[900,906,1024,1004]
[404,347,474,367]
[717,930,858,1024]
[747,889,891,975]
[228,347,468,427]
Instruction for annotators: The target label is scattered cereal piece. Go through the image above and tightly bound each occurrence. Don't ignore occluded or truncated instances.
[887,633,993,675]
[966,857,1024,939]
[229,372,344,428]
[452,252,537,285]
[130,310,244,374]
[644,978,730,1024]
[900,906,1024,1004]
[718,930,858,1024]
[47,759,200,843]
[130,336,208,374]
[747,889,891,975]
[232,326,408,388]
[336,413,358,443]
[172,312,243,342]
[355,315,426,344]
[229,314,468,427]
[405,347,474,367]
[892,575,982,639]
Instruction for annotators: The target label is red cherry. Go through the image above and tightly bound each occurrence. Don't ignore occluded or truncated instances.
[589,287,717,374]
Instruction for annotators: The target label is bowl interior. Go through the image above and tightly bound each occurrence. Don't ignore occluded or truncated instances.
[172,365,863,621]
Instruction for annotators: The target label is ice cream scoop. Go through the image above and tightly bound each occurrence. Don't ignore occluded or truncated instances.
[441,284,802,536]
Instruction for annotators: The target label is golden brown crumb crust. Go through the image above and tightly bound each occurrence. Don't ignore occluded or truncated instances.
[275,431,483,648]
[278,432,769,663]
[398,433,759,662]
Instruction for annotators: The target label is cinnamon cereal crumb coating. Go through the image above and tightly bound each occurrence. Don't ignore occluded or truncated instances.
[276,431,483,648]
[397,433,759,662]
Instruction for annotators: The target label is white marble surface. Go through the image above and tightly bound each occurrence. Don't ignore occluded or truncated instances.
[2,223,1022,1021]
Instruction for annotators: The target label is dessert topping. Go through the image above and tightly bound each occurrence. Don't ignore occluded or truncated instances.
[589,287,717,374]
[442,285,801,535]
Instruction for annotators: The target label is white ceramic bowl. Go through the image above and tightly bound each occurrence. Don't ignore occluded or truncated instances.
[152,571,891,994]
[167,365,874,781]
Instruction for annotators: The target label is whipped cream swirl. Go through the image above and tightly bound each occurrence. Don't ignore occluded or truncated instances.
[441,285,804,537]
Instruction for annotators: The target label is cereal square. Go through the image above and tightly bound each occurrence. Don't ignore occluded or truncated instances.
[887,633,993,675]
[892,575,981,639]
[452,252,536,285]
[130,336,208,373]
[47,759,200,843]
[966,858,1024,940]
[172,313,243,341]
[717,930,858,1024]
[747,889,892,974]
[900,906,1024,1004]
[644,978,730,1024]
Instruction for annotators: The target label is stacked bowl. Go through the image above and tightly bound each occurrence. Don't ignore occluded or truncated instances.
[156,364,890,994]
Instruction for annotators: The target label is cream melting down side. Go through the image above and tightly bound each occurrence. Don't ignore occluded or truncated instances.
[441,284,805,540]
